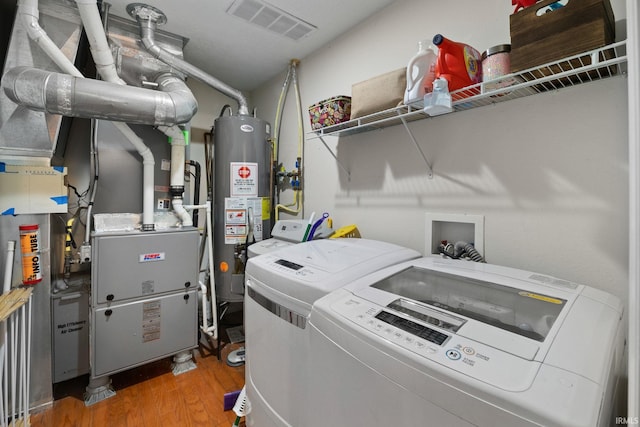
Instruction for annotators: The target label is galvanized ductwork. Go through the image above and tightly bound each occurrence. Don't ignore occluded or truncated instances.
[2,67,196,126]
[128,3,250,116]
[3,0,199,231]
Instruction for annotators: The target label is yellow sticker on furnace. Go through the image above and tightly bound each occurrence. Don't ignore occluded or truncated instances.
[518,291,563,304]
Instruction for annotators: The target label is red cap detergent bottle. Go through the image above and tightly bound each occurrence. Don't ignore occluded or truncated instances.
[432,34,482,92]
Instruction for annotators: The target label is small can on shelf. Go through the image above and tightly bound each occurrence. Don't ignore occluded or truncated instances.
[481,44,517,93]
[308,96,351,130]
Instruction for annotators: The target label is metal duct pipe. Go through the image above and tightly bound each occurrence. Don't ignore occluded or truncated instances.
[2,67,197,126]
[128,4,250,116]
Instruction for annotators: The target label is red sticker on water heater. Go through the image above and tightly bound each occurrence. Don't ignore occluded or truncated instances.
[238,166,251,178]
[230,162,258,197]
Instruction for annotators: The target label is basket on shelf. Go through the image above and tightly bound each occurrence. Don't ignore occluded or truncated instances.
[308,96,351,130]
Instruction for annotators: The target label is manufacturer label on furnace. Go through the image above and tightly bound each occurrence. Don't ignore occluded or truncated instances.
[139,252,166,263]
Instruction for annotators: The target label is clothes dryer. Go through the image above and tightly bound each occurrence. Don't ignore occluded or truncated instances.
[244,238,420,427]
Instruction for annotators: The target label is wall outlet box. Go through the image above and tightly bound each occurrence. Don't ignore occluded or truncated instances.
[425,213,485,258]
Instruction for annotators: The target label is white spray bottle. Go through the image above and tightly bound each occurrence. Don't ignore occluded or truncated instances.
[403,40,437,106]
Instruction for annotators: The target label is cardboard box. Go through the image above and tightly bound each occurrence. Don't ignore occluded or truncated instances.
[351,68,406,119]
[0,163,67,215]
[510,0,615,73]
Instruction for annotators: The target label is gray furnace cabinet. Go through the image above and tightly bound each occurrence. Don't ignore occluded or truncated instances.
[91,228,199,377]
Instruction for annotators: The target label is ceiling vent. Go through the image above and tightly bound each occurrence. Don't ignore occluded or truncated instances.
[226,0,316,41]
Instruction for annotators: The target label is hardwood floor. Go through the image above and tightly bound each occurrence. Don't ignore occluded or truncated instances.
[29,342,246,427]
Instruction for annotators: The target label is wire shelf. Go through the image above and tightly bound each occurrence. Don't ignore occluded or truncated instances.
[313,41,627,138]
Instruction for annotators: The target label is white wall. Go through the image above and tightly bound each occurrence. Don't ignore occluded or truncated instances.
[247,0,629,299]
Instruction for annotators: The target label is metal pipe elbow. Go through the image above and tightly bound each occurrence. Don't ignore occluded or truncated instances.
[155,74,198,124]
[2,66,49,110]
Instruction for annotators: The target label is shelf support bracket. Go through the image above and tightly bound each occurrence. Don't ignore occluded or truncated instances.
[399,116,433,178]
[317,135,350,180]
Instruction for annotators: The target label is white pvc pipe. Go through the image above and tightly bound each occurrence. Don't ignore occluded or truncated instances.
[113,122,156,230]
[170,139,186,192]
[2,320,7,427]
[185,202,217,340]
[159,125,191,227]
[25,297,31,424]
[205,201,217,340]
[198,281,210,336]
[19,308,25,423]
[3,242,14,294]
[10,319,15,427]
[74,0,125,85]
[171,198,192,228]
[0,242,13,426]
[18,0,83,78]
[629,0,640,419]
[70,2,156,230]
[19,0,178,232]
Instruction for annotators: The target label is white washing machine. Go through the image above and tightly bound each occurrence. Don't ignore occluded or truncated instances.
[248,219,333,258]
[306,257,625,427]
[244,238,421,427]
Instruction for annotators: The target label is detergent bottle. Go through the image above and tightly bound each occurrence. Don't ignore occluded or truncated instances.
[432,34,482,92]
[403,40,437,106]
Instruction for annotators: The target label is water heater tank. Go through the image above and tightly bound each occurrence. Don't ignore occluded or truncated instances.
[213,114,272,303]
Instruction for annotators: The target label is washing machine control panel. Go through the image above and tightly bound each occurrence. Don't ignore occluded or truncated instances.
[275,259,304,271]
[374,310,449,346]
[262,256,325,282]
[329,293,540,392]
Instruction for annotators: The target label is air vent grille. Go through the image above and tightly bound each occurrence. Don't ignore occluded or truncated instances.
[227,0,316,41]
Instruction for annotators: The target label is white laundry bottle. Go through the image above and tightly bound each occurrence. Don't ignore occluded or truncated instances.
[403,40,437,106]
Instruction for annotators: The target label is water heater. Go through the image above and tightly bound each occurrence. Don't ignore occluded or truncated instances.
[214,114,272,302]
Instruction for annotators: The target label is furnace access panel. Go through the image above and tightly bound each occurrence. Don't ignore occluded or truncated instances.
[91,228,199,377]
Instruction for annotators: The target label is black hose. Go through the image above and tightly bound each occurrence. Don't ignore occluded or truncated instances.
[186,160,201,226]
[219,104,232,117]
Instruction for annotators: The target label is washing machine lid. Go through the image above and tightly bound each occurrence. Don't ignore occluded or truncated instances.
[345,257,593,361]
[246,239,421,306]
[247,238,294,258]
[370,265,566,342]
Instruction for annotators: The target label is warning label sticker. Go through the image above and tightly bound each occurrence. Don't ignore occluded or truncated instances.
[142,300,161,342]
[230,162,258,197]
[226,209,246,224]
[224,197,264,244]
